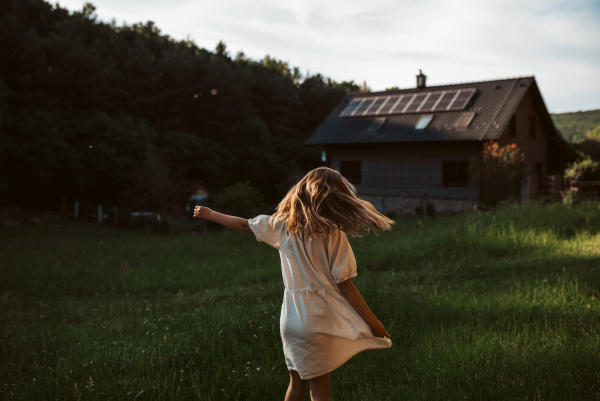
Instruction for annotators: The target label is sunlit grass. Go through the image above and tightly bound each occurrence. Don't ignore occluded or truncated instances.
[1,202,599,400]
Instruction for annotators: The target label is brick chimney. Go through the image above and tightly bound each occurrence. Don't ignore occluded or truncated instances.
[416,70,427,88]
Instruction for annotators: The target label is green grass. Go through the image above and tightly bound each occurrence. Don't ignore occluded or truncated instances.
[1,202,600,400]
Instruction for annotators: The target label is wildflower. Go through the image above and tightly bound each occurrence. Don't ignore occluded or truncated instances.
[259,327,262,329]
[250,320,252,322]
[74,383,82,401]
[256,367,261,371]
[85,377,94,393]
[180,370,184,373]
[90,361,93,364]
[180,379,183,381]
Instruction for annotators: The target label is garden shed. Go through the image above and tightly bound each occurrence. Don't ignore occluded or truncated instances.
[305,72,572,214]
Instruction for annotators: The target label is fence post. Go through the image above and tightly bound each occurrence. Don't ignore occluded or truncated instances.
[75,200,79,219]
[423,192,428,220]
[98,205,103,223]
[114,208,118,226]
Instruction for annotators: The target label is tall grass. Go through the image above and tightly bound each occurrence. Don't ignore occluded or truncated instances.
[1,202,599,400]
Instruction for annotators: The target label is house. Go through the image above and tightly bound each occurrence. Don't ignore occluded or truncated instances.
[304,72,572,214]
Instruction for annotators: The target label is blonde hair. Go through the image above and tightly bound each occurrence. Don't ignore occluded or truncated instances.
[271,167,394,237]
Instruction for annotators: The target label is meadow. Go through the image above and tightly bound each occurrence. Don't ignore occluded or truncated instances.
[1,202,600,400]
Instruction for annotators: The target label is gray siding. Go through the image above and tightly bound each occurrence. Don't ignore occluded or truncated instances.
[329,143,482,200]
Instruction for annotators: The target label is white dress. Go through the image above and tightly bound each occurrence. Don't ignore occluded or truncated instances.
[248,215,392,380]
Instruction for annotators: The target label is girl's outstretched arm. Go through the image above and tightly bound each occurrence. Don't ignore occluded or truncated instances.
[193,206,252,234]
[337,278,390,339]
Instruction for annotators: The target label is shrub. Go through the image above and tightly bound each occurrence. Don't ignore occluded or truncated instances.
[470,142,527,207]
[212,181,266,219]
[563,189,580,206]
[575,125,600,161]
[564,157,600,181]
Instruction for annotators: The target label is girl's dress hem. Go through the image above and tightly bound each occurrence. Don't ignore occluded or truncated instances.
[292,338,391,380]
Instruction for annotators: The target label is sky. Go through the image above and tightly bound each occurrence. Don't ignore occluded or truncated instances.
[57,0,600,113]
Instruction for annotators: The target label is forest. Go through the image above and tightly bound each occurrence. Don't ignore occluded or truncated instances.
[551,109,600,143]
[0,0,363,211]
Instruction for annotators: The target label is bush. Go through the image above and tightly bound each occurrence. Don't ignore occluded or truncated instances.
[212,181,267,219]
[564,157,600,181]
[563,189,580,206]
[575,125,600,161]
[470,142,527,207]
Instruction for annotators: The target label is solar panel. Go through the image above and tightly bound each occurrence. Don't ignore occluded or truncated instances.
[377,96,399,114]
[340,88,476,117]
[340,99,362,117]
[405,93,428,113]
[433,91,458,110]
[351,98,370,116]
[448,89,475,110]
[364,97,387,115]
[418,92,442,112]
[391,95,413,113]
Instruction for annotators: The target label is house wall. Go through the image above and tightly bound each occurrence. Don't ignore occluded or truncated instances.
[498,89,549,177]
[328,142,482,214]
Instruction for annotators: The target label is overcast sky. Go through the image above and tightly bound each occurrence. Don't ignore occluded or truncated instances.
[57,0,600,113]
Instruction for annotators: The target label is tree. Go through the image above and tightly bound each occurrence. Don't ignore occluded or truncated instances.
[121,147,190,214]
[576,125,600,161]
[470,142,527,207]
[212,181,266,218]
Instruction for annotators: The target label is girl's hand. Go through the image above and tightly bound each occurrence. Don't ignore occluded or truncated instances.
[369,320,390,339]
[193,206,212,219]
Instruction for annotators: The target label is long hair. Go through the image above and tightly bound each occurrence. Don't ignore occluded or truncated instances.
[271,167,394,237]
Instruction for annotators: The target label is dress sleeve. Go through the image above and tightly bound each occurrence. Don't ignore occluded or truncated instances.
[248,215,281,250]
[328,229,358,283]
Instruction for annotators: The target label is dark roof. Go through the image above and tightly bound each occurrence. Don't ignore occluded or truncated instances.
[305,76,537,145]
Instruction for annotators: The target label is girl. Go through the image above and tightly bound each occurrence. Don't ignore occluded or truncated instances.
[193,167,392,401]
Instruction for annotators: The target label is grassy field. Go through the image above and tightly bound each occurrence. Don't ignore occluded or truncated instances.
[1,202,600,400]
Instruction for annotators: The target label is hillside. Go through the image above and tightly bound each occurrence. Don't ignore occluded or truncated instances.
[551,109,600,143]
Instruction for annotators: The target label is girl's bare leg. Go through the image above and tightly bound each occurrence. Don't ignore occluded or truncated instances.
[309,372,331,401]
[285,370,308,401]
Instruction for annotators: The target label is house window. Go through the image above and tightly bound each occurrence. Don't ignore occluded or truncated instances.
[340,161,361,184]
[509,115,517,137]
[367,117,386,133]
[529,115,536,138]
[415,115,433,130]
[442,161,469,187]
[455,112,475,129]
